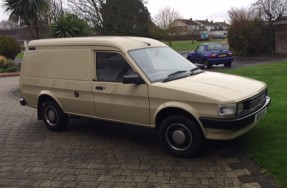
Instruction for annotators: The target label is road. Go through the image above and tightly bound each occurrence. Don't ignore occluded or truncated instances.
[0,77,277,187]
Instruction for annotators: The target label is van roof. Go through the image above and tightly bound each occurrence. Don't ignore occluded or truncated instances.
[28,36,167,51]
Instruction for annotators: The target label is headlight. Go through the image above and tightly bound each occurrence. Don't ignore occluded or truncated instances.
[218,104,236,116]
[218,103,244,116]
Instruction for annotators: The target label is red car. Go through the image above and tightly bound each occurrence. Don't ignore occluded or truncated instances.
[187,43,233,69]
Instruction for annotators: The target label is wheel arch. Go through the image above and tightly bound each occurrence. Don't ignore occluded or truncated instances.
[154,104,206,137]
[37,91,63,120]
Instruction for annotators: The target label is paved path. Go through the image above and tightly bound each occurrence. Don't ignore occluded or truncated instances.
[0,77,277,187]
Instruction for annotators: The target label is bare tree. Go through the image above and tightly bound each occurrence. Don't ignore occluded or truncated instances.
[228,7,260,24]
[154,7,182,46]
[48,0,65,24]
[252,0,287,21]
[67,0,105,32]
[0,20,21,30]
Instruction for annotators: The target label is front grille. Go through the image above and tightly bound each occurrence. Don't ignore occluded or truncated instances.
[244,90,266,110]
[239,89,267,116]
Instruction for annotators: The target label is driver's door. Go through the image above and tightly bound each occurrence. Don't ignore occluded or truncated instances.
[92,52,150,126]
[194,45,205,63]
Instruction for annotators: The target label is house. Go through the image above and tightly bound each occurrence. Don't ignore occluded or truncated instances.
[274,17,287,55]
[215,21,230,30]
[173,18,201,33]
[172,18,230,37]
[195,19,217,31]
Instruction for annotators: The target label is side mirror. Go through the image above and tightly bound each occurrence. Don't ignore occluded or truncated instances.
[123,73,145,85]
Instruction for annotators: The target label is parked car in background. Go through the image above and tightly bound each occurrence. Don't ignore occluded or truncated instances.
[187,43,233,69]
[213,35,225,39]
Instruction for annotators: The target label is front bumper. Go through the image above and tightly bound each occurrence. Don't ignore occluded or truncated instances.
[200,96,271,132]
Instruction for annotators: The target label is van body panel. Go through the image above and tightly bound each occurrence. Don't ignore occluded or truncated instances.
[92,82,150,125]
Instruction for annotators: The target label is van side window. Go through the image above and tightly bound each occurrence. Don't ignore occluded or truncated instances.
[96,52,134,82]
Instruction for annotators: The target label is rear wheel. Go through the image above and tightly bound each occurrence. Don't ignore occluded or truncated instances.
[41,100,68,131]
[203,60,210,69]
[159,115,203,158]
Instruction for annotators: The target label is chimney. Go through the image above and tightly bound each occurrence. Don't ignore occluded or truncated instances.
[206,19,208,22]
[190,18,193,21]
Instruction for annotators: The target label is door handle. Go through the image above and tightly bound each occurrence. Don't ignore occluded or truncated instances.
[95,86,104,90]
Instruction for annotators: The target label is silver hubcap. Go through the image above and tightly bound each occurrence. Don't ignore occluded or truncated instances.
[172,130,186,145]
[166,123,192,151]
[44,106,58,126]
[48,111,56,122]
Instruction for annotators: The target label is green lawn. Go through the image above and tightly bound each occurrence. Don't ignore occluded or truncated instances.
[223,62,287,187]
[16,52,24,59]
[168,39,227,51]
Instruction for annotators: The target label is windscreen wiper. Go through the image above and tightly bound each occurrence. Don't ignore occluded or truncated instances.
[189,67,203,75]
[163,70,187,83]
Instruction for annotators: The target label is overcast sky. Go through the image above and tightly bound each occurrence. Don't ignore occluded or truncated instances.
[146,0,255,22]
[0,0,255,22]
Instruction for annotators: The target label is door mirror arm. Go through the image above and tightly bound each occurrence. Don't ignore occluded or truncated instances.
[123,73,145,85]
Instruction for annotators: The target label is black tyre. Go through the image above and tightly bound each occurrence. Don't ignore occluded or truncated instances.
[41,100,68,131]
[159,115,203,158]
[203,60,210,69]
[224,62,232,67]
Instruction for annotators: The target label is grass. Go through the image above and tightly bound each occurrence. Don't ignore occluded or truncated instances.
[223,61,287,187]
[168,39,227,51]
[16,52,24,59]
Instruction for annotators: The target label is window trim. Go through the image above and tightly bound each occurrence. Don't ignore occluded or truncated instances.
[94,51,135,83]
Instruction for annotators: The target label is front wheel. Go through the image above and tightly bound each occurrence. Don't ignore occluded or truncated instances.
[159,115,203,158]
[41,100,68,131]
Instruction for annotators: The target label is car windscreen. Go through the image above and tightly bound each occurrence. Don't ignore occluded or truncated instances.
[128,47,198,83]
[207,43,225,51]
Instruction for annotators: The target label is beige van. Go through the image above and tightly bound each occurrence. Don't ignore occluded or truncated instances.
[19,37,271,157]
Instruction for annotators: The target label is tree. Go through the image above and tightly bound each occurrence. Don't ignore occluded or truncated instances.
[3,0,50,39]
[228,7,260,24]
[100,0,151,36]
[48,0,65,24]
[148,22,166,40]
[49,13,91,38]
[154,7,182,46]
[252,0,287,21]
[228,7,275,55]
[67,0,105,32]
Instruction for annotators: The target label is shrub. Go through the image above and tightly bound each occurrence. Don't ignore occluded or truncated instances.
[0,57,19,72]
[0,35,21,59]
[228,7,275,55]
[0,55,7,65]
[5,67,18,72]
[49,13,91,38]
[0,55,7,68]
